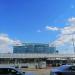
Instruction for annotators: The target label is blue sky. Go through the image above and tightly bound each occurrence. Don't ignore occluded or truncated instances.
[0,0,75,42]
[0,0,75,53]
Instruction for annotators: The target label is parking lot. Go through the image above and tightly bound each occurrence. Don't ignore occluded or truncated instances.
[22,68,50,75]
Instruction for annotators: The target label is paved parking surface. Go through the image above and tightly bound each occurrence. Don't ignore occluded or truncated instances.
[22,68,50,75]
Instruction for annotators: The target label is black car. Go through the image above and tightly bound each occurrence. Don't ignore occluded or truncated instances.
[50,65,75,75]
[0,67,25,75]
[0,66,36,75]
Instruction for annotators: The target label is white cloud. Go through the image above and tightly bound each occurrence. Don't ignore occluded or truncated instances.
[61,25,75,35]
[47,17,75,47]
[53,34,73,46]
[0,33,22,53]
[13,40,22,46]
[0,34,13,44]
[68,17,75,24]
[46,26,60,31]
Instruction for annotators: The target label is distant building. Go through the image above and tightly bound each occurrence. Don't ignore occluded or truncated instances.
[13,43,56,53]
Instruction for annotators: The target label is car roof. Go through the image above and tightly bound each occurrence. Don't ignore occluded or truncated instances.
[0,66,23,73]
[0,66,15,69]
[59,64,71,67]
[0,66,21,71]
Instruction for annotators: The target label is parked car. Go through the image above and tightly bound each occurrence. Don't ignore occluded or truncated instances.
[50,64,75,75]
[21,65,28,68]
[0,67,25,75]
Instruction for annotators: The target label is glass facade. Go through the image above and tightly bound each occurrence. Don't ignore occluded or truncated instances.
[13,43,56,53]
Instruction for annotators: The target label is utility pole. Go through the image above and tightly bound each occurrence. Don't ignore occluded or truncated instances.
[65,33,75,54]
[71,34,75,54]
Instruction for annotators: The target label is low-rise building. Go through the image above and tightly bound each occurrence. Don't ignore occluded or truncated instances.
[13,43,56,54]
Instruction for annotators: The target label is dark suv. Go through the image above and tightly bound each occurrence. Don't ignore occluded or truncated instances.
[0,67,25,75]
